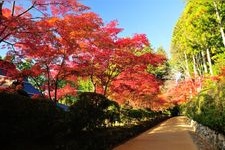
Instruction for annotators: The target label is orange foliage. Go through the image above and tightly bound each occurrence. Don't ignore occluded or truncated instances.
[165,77,202,106]
[109,66,161,108]
[0,0,166,107]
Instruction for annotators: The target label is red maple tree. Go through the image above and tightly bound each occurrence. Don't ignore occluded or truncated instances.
[0,0,168,110]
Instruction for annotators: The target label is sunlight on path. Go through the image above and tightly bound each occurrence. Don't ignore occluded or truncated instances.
[114,116,198,150]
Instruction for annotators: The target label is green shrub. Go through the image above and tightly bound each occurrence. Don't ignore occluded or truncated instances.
[183,88,225,134]
[68,92,120,132]
[0,92,64,141]
[104,100,120,126]
[120,107,157,124]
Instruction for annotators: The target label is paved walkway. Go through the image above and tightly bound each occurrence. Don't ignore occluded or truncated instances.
[114,116,198,150]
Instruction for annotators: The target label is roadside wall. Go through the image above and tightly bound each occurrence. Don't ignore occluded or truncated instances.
[188,119,225,150]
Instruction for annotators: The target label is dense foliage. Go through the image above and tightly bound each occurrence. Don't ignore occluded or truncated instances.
[69,92,120,132]
[0,1,171,149]
[0,0,167,109]
[182,72,225,134]
[0,92,169,149]
[171,0,225,76]
[170,0,225,135]
[0,92,64,141]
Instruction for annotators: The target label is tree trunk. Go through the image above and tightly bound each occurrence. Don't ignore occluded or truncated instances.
[184,52,190,77]
[103,84,108,96]
[213,1,225,47]
[201,50,208,73]
[54,79,58,103]
[90,75,96,93]
[103,77,111,96]
[46,65,53,101]
[196,53,202,76]
[206,48,213,75]
[192,55,197,76]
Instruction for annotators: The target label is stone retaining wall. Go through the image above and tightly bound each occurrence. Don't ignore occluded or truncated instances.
[188,119,225,150]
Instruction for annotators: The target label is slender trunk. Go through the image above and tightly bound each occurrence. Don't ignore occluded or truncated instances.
[46,65,53,101]
[90,74,96,93]
[54,79,58,103]
[196,53,203,76]
[103,70,115,96]
[201,50,208,73]
[103,84,108,96]
[53,54,66,102]
[192,55,197,77]
[213,1,225,47]
[103,78,111,96]
[184,52,190,77]
[206,48,213,75]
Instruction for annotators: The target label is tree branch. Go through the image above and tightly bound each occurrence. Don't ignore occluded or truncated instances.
[15,1,36,18]
[0,1,3,17]
[11,1,15,16]
[0,33,12,43]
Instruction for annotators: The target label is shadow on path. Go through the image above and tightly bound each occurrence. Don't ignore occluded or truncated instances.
[114,116,198,150]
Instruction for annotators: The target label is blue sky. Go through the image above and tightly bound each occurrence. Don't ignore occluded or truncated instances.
[82,0,185,56]
[0,0,185,57]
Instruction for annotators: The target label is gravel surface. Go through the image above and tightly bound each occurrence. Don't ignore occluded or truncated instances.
[189,131,215,150]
